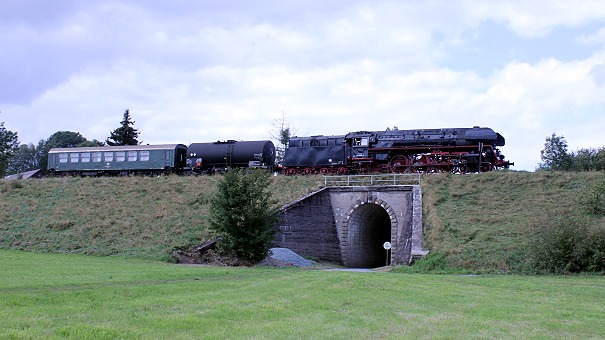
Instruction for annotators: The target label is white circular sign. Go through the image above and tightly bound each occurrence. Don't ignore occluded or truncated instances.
[383,242,392,250]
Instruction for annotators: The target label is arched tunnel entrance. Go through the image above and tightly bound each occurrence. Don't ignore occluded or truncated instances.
[346,203,392,268]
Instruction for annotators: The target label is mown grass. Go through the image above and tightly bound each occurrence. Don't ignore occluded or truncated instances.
[0,175,323,261]
[1,250,604,339]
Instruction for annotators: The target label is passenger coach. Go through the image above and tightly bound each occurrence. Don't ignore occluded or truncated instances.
[47,144,188,176]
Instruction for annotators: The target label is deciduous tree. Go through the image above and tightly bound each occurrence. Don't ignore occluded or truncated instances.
[0,121,19,177]
[269,112,296,167]
[538,133,571,170]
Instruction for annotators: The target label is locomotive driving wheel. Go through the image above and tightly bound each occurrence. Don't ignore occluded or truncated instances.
[389,155,410,173]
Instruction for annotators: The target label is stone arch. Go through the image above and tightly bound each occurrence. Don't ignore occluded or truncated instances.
[341,197,397,268]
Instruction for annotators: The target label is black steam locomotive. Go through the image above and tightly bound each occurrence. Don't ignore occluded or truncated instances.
[283,126,513,175]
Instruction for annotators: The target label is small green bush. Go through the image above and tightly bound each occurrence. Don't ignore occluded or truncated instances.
[525,212,605,274]
[579,174,605,215]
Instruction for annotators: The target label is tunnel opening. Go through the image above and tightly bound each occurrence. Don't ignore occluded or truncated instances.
[346,203,392,268]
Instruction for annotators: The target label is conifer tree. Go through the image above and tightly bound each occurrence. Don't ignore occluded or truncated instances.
[106,110,140,146]
[209,169,278,263]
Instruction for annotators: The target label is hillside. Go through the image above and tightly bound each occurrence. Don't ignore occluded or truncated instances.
[1,171,604,272]
[421,170,605,273]
[0,175,323,261]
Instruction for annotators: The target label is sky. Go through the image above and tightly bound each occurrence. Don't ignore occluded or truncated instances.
[2,0,605,171]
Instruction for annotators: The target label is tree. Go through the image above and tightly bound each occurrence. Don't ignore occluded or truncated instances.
[38,131,88,171]
[77,139,105,147]
[538,133,571,170]
[106,109,139,146]
[209,169,278,263]
[0,121,19,177]
[6,141,45,175]
[269,111,296,167]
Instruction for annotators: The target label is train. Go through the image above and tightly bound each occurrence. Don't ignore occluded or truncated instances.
[47,126,513,176]
[47,140,276,176]
[283,126,513,175]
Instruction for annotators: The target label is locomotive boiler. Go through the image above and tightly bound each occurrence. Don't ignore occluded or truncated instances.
[283,126,513,175]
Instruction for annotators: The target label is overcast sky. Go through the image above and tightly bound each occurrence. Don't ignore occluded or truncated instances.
[2,1,605,171]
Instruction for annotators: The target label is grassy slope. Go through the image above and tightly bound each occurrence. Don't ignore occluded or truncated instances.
[421,170,605,273]
[1,171,604,271]
[0,175,323,261]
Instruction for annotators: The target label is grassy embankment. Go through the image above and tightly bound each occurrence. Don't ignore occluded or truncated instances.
[1,171,604,272]
[419,170,605,273]
[0,175,323,261]
[1,250,604,339]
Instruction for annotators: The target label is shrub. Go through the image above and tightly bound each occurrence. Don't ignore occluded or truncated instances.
[208,169,278,263]
[525,212,605,274]
[579,174,605,215]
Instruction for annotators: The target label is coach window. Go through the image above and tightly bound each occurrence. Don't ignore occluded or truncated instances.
[116,152,126,162]
[59,153,68,163]
[92,152,102,162]
[104,152,114,162]
[127,151,137,161]
[81,153,91,162]
[140,151,150,161]
[70,153,79,163]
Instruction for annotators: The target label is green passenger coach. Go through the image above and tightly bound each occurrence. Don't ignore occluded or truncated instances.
[47,144,188,176]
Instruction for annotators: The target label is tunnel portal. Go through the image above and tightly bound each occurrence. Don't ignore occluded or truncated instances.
[346,203,392,268]
[275,183,426,267]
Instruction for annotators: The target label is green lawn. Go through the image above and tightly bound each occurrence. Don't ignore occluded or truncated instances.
[1,250,604,339]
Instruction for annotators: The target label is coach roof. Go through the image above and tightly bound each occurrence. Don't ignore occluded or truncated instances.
[48,144,186,154]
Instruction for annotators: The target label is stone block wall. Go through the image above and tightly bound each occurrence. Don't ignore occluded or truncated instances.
[274,188,343,263]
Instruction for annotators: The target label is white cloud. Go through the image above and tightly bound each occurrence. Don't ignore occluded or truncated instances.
[3,0,605,172]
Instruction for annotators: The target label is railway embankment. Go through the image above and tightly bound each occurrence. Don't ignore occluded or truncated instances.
[1,171,603,273]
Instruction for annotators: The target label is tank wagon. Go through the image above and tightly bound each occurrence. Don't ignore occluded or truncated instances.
[47,144,188,176]
[186,140,276,174]
[283,126,513,175]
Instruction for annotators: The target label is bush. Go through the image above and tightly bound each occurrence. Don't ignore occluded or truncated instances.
[580,174,605,215]
[208,169,278,263]
[525,212,605,274]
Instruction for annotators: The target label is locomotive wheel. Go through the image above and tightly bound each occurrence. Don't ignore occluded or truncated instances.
[481,163,494,172]
[452,164,468,174]
[389,155,410,173]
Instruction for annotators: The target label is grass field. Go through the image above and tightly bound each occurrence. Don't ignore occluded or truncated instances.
[1,250,604,339]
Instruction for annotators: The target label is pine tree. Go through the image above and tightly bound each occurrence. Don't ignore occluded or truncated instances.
[106,110,140,146]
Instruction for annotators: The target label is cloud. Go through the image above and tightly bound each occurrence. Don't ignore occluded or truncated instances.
[2,0,605,172]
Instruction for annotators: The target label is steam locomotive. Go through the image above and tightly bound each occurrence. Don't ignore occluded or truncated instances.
[47,126,512,176]
[283,126,513,175]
